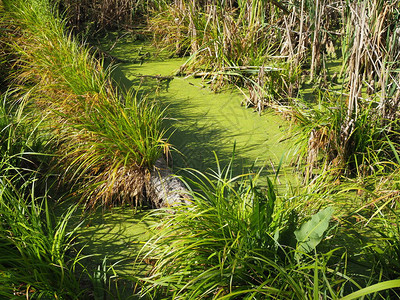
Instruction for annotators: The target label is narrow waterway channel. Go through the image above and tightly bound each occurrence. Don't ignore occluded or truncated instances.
[73,33,297,280]
[102,33,293,179]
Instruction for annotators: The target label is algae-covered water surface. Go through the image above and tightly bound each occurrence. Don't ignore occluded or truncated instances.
[100,33,292,177]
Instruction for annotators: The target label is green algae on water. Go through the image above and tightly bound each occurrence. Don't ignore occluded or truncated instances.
[96,34,293,181]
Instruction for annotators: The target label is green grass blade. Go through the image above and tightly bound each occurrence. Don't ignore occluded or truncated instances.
[340,279,400,300]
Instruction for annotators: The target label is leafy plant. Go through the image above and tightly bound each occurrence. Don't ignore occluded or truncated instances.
[295,206,334,257]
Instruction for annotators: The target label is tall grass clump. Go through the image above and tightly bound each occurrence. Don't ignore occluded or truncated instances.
[335,0,400,168]
[2,0,169,207]
[0,89,88,298]
[0,89,51,186]
[337,172,400,299]
[0,184,87,298]
[291,91,392,181]
[133,156,346,298]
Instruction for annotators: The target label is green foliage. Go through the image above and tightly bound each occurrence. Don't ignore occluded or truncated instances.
[340,280,400,300]
[295,206,333,256]
[0,185,86,298]
[0,89,87,299]
[134,156,341,299]
[2,0,169,206]
[291,91,392,180]
[366,206,400,283]
[0,89,51,186]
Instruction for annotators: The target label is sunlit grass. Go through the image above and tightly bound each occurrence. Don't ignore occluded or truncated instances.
[131,156,354,299]
[0,88,89,298]
[0,184,86,298]
[2,0,169,206]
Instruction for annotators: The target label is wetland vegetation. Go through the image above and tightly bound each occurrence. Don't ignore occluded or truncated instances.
[1,0,400,298]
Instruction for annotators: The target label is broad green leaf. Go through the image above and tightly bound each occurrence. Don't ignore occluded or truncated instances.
[295,207,333,255]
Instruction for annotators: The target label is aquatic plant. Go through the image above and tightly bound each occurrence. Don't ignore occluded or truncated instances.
[2,0,169,207]
[337,0,400,168]
[291,91,391,180]
[133,156,344,298]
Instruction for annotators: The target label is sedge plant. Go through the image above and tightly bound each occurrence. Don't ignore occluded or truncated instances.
[291,91,390,182]
[133,154,340,299]
[0,184,87,299]
[2,0,169,207]
[0,89,88,298]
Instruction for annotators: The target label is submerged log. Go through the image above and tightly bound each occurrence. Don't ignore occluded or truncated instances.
[189,66,284,78]
[146,157,192,208]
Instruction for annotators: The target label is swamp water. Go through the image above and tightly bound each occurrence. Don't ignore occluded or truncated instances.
[73,33,297,279]
[105,34,292,176]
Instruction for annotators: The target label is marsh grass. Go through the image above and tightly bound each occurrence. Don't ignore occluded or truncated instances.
[290,89,397,183]
[0,185,87,298]
[0,88,89,298]
[3,0,169,207]
[54,0,400,183]
[371,210,400,283]
[0,89,52,185]
[131,159,400,298]
[131,156,347,299]
[54,0,149,34]
[148,0,298,108]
